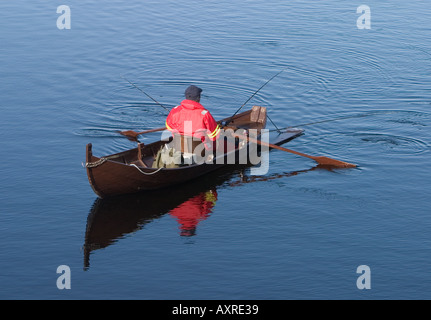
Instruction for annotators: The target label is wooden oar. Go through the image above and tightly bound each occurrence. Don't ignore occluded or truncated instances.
[118,126,166,141]
[236,134,357,168]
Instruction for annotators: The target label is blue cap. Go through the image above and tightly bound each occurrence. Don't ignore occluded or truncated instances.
[185,85,202,101]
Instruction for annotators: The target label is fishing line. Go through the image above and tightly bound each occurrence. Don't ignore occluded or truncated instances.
[267,114,282,133]
[122,76,170,112]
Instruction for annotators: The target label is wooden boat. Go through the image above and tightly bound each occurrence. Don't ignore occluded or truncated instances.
[85,106,303,198]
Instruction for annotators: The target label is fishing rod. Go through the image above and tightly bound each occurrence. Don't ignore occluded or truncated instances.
[120,72,286,139]
[224,68,287,127]
[121,76,170,112]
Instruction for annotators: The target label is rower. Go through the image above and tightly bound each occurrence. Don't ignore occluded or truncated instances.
[164,85,221,165]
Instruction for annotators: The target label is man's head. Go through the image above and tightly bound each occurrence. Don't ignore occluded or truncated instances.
[185,85,202,102]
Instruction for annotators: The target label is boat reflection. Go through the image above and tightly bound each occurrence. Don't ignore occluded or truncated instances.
[83,165,244,270]
[83,163,327,270]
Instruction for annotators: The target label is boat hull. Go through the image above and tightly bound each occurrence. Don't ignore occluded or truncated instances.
[86,146,225,197]
[85,106,303,197]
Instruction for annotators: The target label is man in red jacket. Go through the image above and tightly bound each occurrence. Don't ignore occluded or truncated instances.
[165,85,221,162]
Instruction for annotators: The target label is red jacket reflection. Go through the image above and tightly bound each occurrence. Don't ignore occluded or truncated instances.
[169,190,217,237]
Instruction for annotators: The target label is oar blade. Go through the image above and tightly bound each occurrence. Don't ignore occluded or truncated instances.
[313,156,357,168]
[118,130,138,137]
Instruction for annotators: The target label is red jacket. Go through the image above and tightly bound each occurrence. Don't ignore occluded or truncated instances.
[166,100,220,143]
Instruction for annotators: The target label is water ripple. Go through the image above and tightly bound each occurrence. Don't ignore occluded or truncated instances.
[295,109,431,162]
[353,132,429,155]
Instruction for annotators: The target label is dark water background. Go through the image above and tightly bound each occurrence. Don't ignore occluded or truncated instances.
[1,0,430,299]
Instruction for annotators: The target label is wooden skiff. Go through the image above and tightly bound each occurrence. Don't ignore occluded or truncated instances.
[85,106,303,198]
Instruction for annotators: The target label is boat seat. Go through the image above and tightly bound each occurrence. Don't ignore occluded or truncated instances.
[250,106,267,124]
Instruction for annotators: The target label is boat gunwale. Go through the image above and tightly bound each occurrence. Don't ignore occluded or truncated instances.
[88,128,304,173]
[88,107,268,171]
[85,106,304,197]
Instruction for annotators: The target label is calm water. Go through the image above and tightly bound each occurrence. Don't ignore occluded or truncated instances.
[1,0,431,300]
